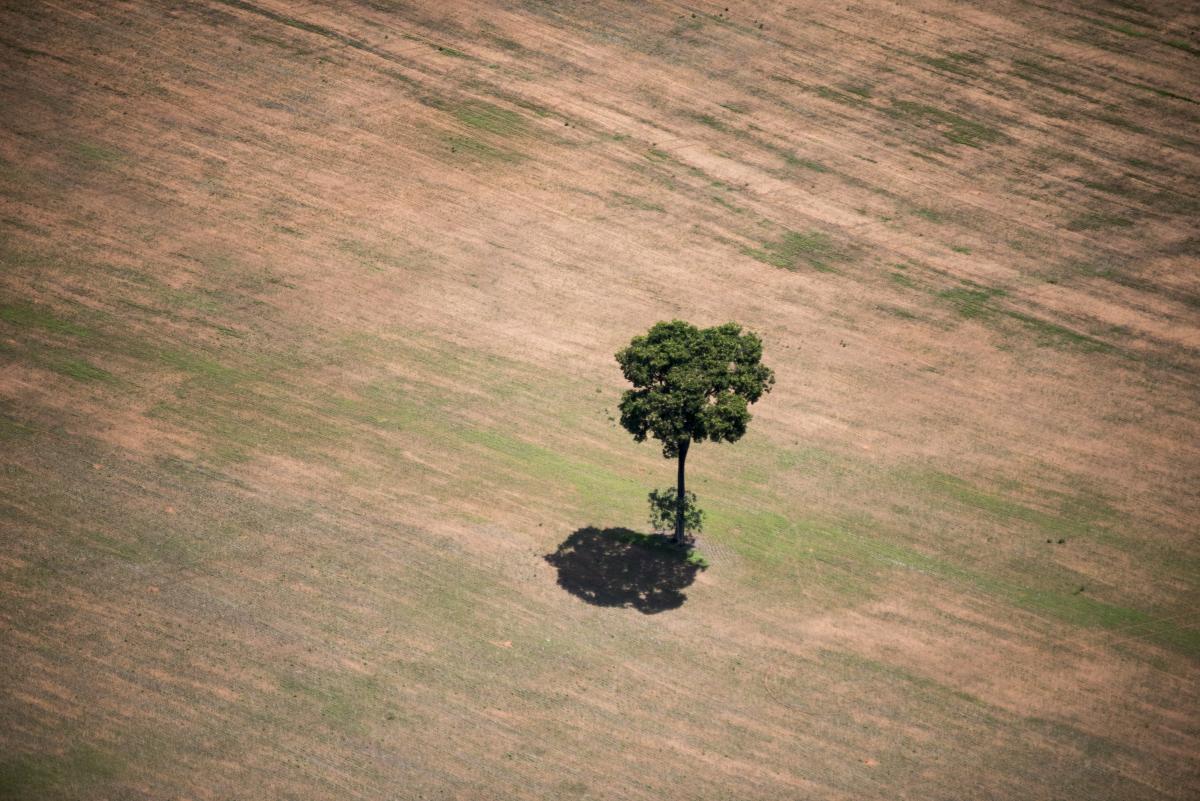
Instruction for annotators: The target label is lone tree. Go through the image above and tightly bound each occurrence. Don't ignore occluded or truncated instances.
[616,320,774,544]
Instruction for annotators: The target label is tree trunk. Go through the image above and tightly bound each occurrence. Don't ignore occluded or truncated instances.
[674,439,689,544]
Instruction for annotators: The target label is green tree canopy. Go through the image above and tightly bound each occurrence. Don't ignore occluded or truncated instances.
[616,320,774,542]
[616,320,774,457]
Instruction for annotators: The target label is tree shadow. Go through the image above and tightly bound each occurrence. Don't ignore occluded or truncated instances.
[544,527,704,614]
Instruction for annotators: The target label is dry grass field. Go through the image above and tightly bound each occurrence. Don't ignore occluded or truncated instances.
[2,0,1199,798]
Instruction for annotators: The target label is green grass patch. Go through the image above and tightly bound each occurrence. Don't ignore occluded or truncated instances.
[1163,38,1200,57]
[938,284,1006,318]
[917,51,985,76]
[782,152,829,172]
[1015,590,1200,657]
[277,672,383,735]
[1011,59,1067,79]
[691,113,732,132]
[902,470,1116,542]
[245,31,315,56]
[72,142,124,165]
[457,427,641,518]
[49,357,115,383]
[0,302,92,337]
[709,194,747,214]
[936,284,1111,351]
[1005,311,1113,352]
[611,192,665,212]
[323,378,432,433]
[1066,212,1134,231]
[823,648,987,707]
[336,239,429,273]
[154,347,248,386]
[0,407,36,440]
[453,100,526,136]
[481,30,528,54]
[432,44,469,58]
[877,304,921,320]
[1118,79,1199,105]
[1093,111,1147,134]
[445,134,524,164]
[783,477,1199,656]
[743,230,840,272]
[0,744,122,800]
[887,100,1007,147]
[74,526,181,565]
[705,506,805,562]
[1082,16,1149,38]
[1010,59,1093,99]
[815,85,869,106]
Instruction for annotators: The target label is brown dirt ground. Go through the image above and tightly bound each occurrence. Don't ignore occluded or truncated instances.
[2,0,1198,799]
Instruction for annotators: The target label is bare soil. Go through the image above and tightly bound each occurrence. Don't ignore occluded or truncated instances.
[2,1,1198,799]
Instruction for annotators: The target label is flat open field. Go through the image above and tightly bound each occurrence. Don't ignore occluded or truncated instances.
[2,0,1199,798]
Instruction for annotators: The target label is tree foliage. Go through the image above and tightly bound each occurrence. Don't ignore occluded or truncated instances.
[616,320,775,458]
[616,320,774,543]
[648,488,703,535]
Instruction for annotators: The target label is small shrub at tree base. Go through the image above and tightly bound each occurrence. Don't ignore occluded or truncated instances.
[648,488,704,537]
